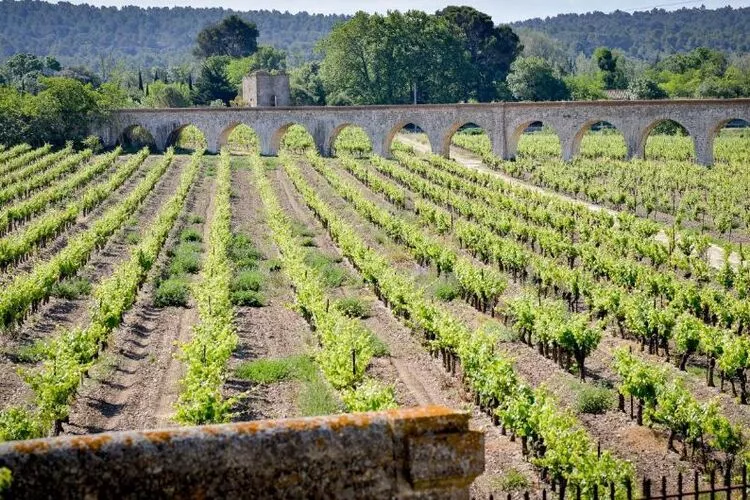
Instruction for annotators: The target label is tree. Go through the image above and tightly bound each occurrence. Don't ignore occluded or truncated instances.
[143,81,191,108]
[593,47,628,90]
[290,62,326,106]
[225,46,287,90]
[318,11,470,105]
[436,6,522,101]
[627,75,668,99]
[506,56,570,101]
[5,53,43,92]
[192,56,236,106]
[194,15,259,59]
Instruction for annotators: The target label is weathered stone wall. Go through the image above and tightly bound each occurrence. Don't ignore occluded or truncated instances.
[95,99,750,165]
[0,406,483,499]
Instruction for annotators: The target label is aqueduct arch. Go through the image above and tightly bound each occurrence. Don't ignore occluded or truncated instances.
[95,100,750,165]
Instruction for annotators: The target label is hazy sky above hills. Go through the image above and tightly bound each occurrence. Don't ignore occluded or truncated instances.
[58,0,750,23]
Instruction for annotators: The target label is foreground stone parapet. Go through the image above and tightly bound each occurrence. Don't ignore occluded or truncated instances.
[0,405,484,499]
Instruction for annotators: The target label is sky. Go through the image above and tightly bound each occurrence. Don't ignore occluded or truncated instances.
[57,0,750,23]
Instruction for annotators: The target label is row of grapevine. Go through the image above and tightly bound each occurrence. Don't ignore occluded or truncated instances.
[0,147,122,236]
[0,150,175,330]
[0,146,73,192]
[313,153,507,315]
[0,148,149,269]
[253,153,395,412]
[0,145,51,180]
[373,149,750,406]
[282,152,634,497]
[340,143,750,471]
[0,148,93,206]
[451,132,750,244]
[174,151,237,424]
[0,151,203,439]
[0,144,31,165]
[385,147,748,334]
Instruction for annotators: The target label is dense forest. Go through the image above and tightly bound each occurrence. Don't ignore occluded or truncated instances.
[2,1,750,70]
[0,1,347,68]
[513,6,750,61]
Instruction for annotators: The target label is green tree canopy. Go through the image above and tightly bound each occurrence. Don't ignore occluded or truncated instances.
[507,56,570,101]
[318,10,470,105]
[436,6,522,101]
[192,56,236,105]
[225,46,287,90]
[194,15,259,59]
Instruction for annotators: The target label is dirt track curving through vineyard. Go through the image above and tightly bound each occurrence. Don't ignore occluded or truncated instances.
[396,134,740,269]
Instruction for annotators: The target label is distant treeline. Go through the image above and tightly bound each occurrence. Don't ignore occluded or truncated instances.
[2,1,750,72]
[513,6,750,61]
[0,0,347,68]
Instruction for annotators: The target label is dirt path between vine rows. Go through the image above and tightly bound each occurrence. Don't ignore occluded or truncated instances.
[222,159,314,422]
[64,157,211,434]
[397,134,740,269]
[277,158,546,499]
[0,155,187,415]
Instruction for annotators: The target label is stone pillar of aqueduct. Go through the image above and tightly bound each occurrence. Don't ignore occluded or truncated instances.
[95,99,750,165]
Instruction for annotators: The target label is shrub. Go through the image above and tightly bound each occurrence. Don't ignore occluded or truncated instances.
[493,468,529,492]
[51,277,92,299]
[435,278,460,301]
[231,290,266,307]
[575,384,615,414]
[267,258,282,272]
[154,277,190,307]
[180,228,202,242]
[231,269,262,292]
[169,244,201,275]
[334,297,370,319]
[230,233,263,268]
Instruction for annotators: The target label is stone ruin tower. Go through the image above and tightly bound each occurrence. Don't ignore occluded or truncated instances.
[242,70,291,107]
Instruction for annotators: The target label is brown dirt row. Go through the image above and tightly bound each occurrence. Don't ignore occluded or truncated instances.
[0,155,188,415]
[298,154,709,492]
[64,157,215,435]
[280,157,545,499]
[222,158,315,421]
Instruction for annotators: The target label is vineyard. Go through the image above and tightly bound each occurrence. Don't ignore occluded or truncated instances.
[0,125,749,499]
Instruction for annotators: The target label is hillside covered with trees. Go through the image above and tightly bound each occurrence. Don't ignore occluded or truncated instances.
[2,1,750,71]
[513,6,750,61]
[0,0,347,68]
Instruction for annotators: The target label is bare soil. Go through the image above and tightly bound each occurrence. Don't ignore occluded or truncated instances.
[0,155,187,416]
[64,156,210,434]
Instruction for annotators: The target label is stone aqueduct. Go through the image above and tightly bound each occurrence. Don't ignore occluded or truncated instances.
[95,99,750,165]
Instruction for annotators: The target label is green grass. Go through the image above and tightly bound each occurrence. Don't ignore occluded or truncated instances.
[235,355,342,416]
[571,381,615,414]
[180,227,202,242]
[434,278,461,302]
[304,250,348,288]
[490,468,530,492]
